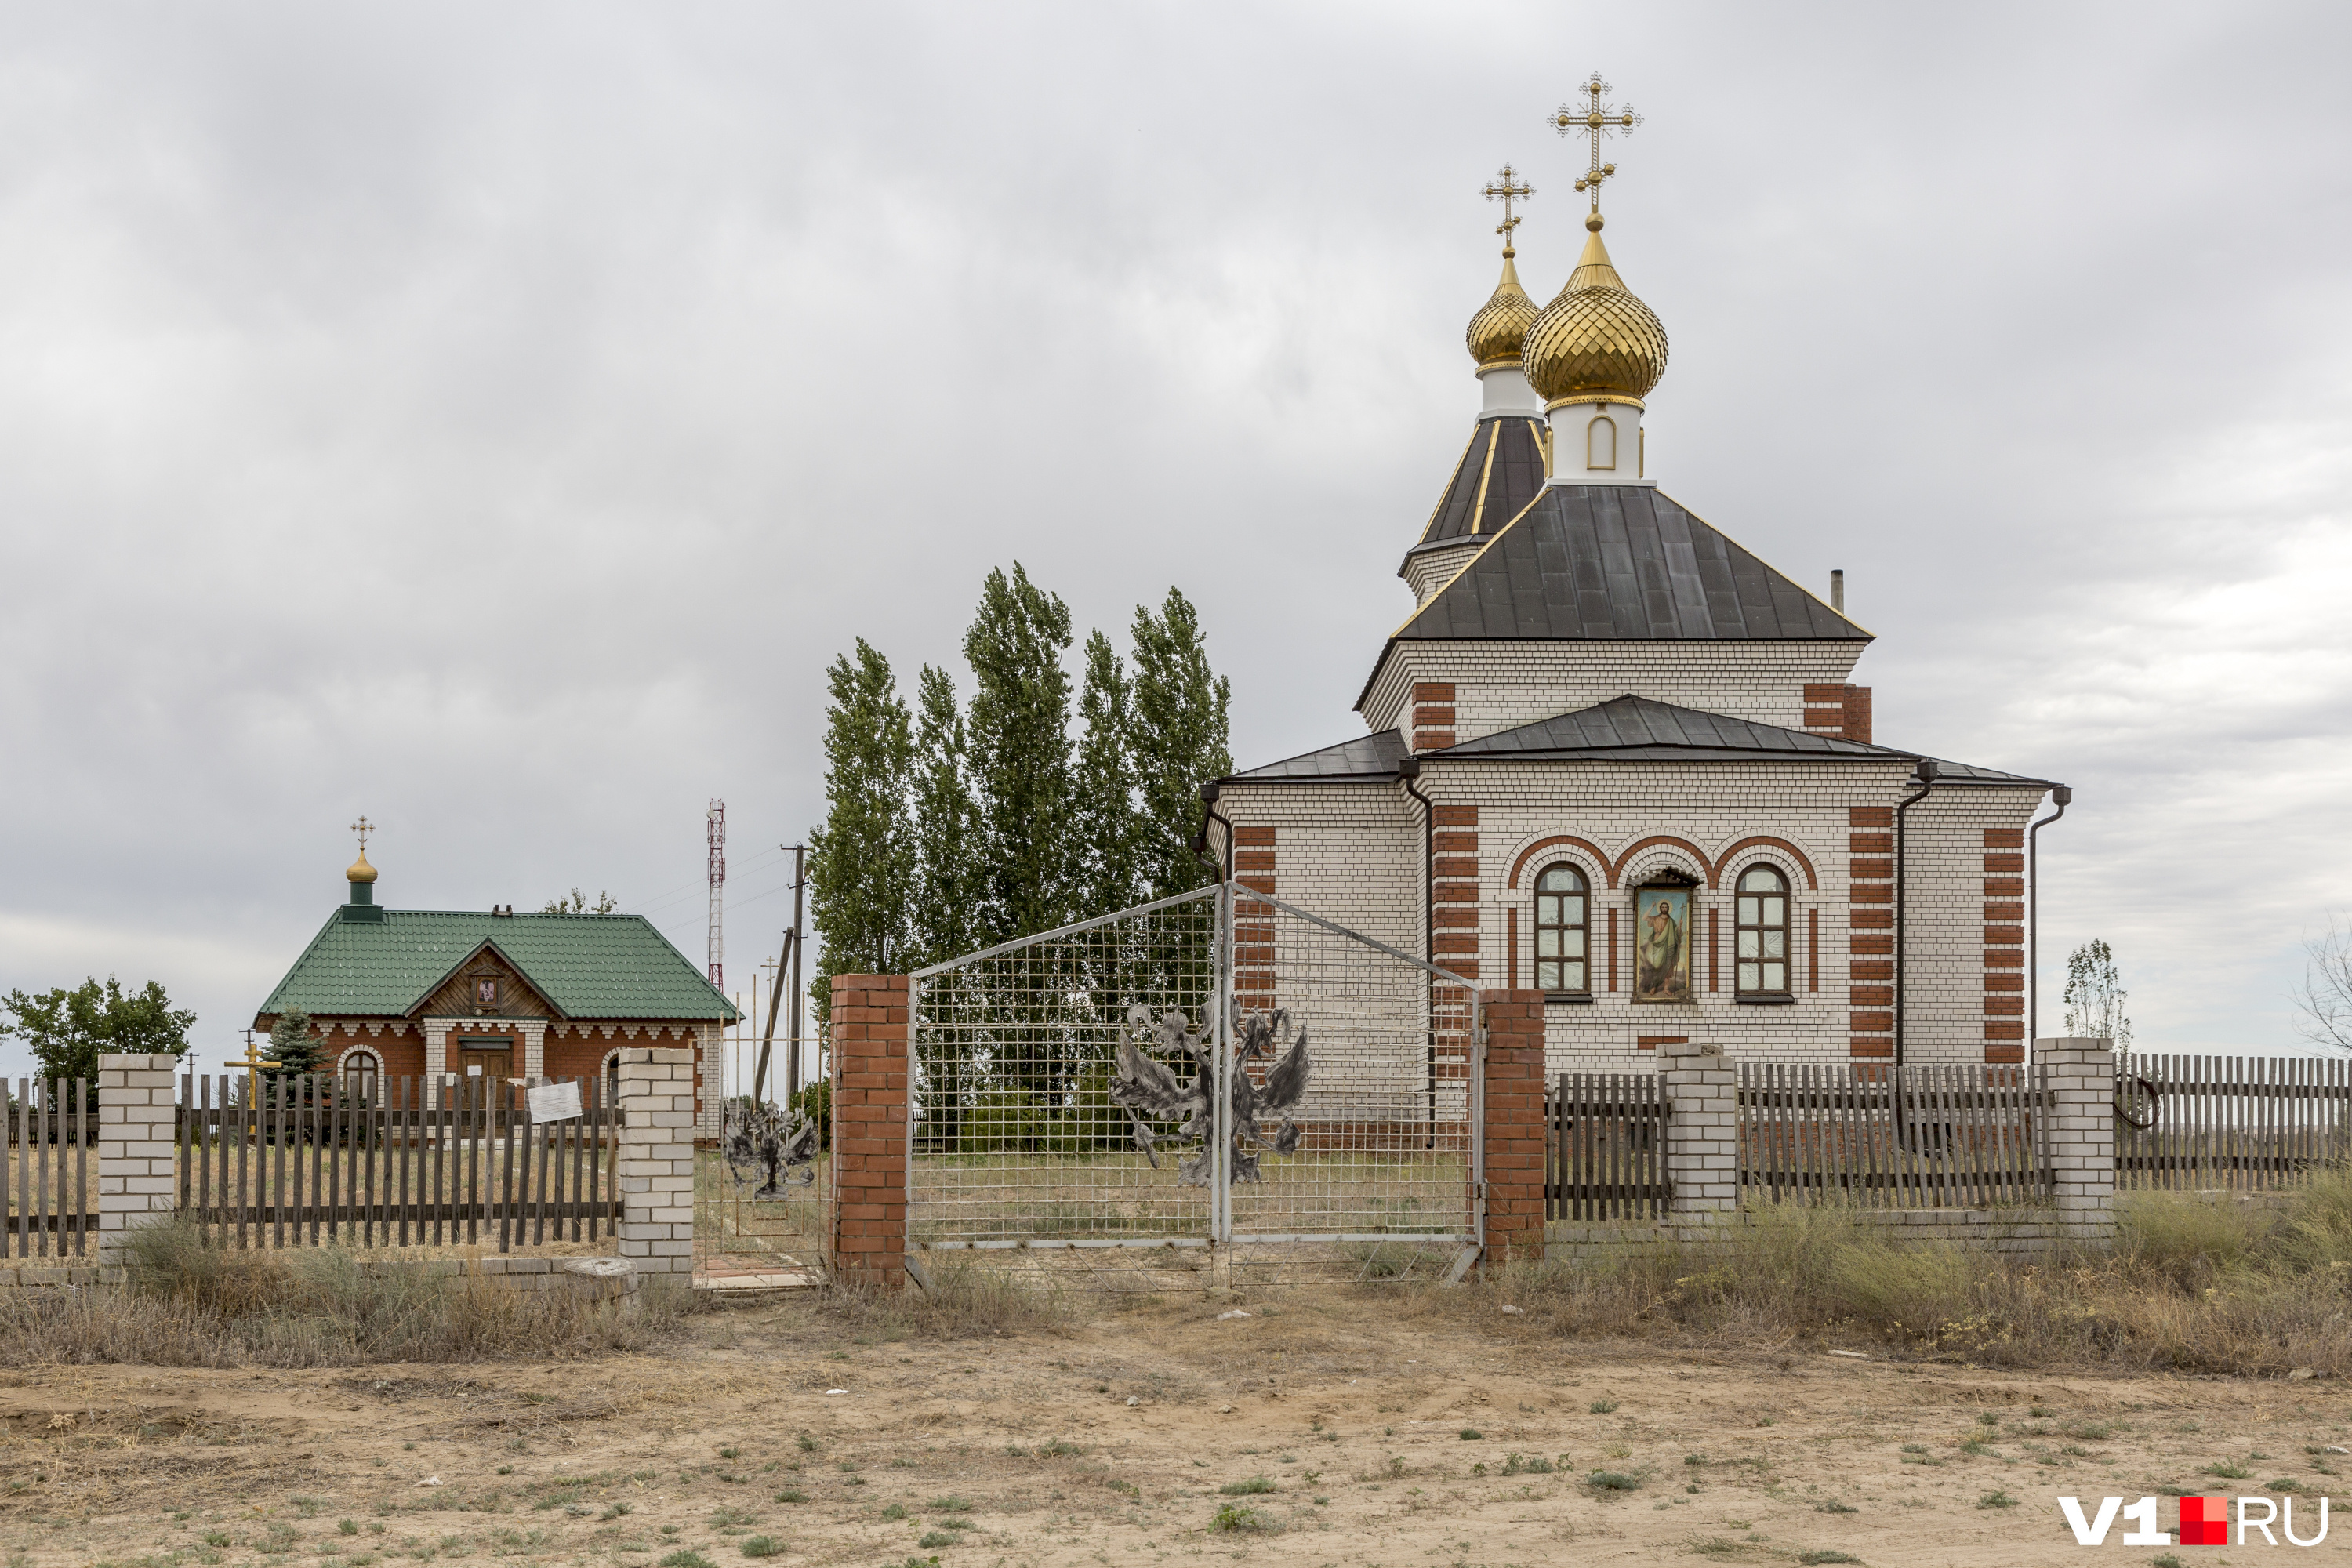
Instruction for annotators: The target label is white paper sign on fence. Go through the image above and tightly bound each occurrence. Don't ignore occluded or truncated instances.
[528,1081,583,1124]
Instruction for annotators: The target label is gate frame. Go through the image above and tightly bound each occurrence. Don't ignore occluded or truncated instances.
[892,881,1488,1269]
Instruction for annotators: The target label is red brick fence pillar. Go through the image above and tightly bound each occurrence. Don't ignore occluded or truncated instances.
[1479,989,1548,1266]
[827,975,909,1287]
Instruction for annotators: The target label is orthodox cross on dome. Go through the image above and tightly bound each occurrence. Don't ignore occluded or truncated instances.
[1481,162,1534,256]
[1549,73,1642,222]
[350,815,375,852]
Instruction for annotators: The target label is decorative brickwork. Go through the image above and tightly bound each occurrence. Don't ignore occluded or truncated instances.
[1412,682,1457,752]
[1429,804,1479,980]
[828,975,909,1287]
[1363,641,1868,740]
[1478,990,1548,1265]
[1803,683,1874,744]
[1236,829,1276,1012]
[1848,808,1894,1059]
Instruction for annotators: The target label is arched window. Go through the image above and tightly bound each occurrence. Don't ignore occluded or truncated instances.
[1586,414,1617,470]
[1736,866,1791,995]
[342,1048,381,1103]
[1533,864,1589,993]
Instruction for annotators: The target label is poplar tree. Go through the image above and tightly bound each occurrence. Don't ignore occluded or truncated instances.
[808,639,915,1037]
[962,564,1075,1096]
[909,662,978,967]
[1128,587,1234,901]
[962,564,1076,949]
[1071,630,1140,920]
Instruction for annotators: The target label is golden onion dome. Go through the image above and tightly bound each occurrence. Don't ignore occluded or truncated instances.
[1521,220,1668,406]
[347,848,378,884]
[1465,250,1540,368]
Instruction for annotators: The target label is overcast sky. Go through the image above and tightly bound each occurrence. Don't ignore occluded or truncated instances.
[1,2,2347,1079]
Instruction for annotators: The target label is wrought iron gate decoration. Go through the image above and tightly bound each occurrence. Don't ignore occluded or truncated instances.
[906,882,1482,1284]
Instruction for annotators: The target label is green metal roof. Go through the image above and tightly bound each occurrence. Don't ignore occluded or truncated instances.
[256,909,741,1023]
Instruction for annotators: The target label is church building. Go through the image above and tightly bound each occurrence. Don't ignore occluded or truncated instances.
[1203,85,2061,1080]
[254,840,736,1134]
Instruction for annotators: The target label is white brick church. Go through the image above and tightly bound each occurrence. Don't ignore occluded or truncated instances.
[1202,128,2061,1080]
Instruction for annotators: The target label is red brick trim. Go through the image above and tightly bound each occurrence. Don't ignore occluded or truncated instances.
[1507,907,1519,989]
[1636,1036,1686,1051]
[1713,836,1821,891]
[1613,835,1715,887]
[1849,806,1893,828]
[1233,825,1276,848]
[1607,907,1619,991]
[1432,804,1479,827]
[1809,908,1820,992]
[1506,834,1613,889]
[1708,907,1719,992]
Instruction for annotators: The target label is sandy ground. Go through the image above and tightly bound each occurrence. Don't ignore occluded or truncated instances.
[0,1287,2347,1567]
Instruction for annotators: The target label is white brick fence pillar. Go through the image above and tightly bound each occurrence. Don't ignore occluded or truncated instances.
[2039,1036,2117,1243]
[96,1052,180,1263]
[1662,1040,1739,1217]
[616,1047,695,1276]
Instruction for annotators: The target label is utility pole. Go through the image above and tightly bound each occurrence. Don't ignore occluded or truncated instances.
[750,845,808,1109]
[786,844,806,1102]
[706,800,727,990]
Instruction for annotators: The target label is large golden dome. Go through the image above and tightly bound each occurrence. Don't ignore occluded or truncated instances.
[1465,252,1540,368]
[1521,222,1668,406]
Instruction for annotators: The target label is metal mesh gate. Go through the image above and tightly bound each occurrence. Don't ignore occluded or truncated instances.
[1224,892,1478,1284]
[906,883,1480,1289]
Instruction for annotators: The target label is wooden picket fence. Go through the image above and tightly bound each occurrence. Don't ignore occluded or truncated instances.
[1545,1073,1668,1221]
[2114,1052,2352,1190]
[1738,1062,2052,1207]
[4,1079,96,1258]
[176,1073,621,1250]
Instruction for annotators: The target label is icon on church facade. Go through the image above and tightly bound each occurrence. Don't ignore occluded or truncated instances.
[1631,886,1692,1004]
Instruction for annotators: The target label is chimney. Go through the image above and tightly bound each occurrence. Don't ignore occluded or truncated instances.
[1831,568,1845,614]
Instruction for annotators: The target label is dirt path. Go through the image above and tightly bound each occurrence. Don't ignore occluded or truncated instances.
[0,1290,2346,1566]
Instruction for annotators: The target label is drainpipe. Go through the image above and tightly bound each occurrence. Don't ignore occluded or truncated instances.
[1398,755,1438,1145]
[1192,782,1232,882]
[1893,757,1938,1071]
[2027,785,2072,1061]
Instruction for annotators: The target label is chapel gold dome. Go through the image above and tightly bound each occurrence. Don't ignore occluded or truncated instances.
[1521,223,1668,406]
[347,848,378,884]
[1465,252,1540,368]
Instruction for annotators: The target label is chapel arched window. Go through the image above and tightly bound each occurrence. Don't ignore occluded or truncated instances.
[343,1049,381,1103]
[1587,415,1617,470]
[1534,864,1589,993]
[1736,866,1791,996]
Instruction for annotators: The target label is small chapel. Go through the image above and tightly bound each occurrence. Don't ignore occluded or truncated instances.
[1203,80,2063,1078]
[253,833,735,1134]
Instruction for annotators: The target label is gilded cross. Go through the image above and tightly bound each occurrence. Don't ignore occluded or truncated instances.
[350,815,375,852]
[1549,73,1642,219]
[1481,162,1534,254]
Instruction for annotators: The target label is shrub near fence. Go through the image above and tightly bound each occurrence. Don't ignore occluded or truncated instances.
[176,1074,620,1251]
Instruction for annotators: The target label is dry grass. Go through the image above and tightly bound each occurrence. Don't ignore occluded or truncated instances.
[818,1258,1075,1341]
[1439,1177,2352,1376]
[0,1221,695,1368]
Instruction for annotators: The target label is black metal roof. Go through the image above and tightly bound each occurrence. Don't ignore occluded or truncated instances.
[1430,695,2056,786]
[1402,416,1549,571]
[1404,485,1870,642]
[1222,729,1410,784]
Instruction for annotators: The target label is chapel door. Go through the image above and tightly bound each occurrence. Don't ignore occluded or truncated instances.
[458,1040,513,1082]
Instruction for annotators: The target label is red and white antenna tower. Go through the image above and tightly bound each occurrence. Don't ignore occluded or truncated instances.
[706,798,726,990]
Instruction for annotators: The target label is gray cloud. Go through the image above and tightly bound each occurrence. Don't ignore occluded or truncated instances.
[1,2,2347,1076]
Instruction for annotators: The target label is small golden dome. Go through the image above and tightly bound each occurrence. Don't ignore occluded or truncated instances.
[347,849,378,884]
[1465,251,1540,368]
[1521,226,1668,407]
